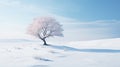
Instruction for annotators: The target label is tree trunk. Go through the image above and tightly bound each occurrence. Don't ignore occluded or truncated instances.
[38,34,48,45]
[42,39,47,45]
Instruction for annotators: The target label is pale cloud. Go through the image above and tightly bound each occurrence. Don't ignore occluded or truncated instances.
[0,0,50,15]
[0,0,21,7]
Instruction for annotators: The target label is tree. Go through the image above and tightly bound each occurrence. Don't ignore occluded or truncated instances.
[27,17,64,45]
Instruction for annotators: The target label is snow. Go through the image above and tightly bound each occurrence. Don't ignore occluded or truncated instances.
[0,38,120,67]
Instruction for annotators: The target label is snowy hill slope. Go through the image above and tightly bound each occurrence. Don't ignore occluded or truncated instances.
[0,38,120,67]
[68,38,120,49]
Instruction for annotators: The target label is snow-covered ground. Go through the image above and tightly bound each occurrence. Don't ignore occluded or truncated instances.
[0,38,120,67]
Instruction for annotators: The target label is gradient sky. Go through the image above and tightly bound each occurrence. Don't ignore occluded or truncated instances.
[0,0,120,41]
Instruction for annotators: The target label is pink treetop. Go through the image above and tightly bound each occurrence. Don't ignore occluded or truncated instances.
[27,17,63,42]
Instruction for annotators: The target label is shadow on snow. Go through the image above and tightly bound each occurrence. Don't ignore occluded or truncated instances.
[48,44,120,53]
[30,65,49,67]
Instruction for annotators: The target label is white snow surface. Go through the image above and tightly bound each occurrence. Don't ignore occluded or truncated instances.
[0,38,120,67]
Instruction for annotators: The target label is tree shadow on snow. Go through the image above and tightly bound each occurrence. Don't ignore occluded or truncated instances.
[48,44,120,53]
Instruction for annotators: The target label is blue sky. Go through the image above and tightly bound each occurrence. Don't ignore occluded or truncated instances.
[22,0,120,21]
[0,0,120,41]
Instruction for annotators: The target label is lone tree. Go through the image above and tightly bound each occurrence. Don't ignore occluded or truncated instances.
[27,17,64,45]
